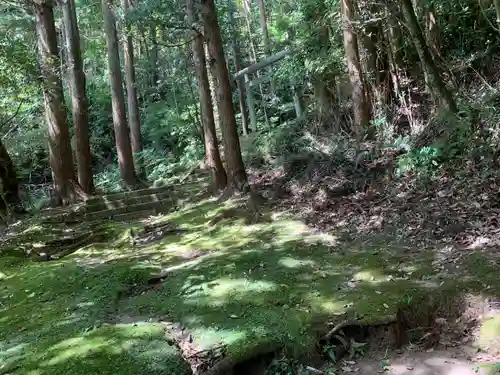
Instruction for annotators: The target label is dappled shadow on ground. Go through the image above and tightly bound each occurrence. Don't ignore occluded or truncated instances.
[70,196,499,368]
[1,172,499,375]
[247,149,500,280]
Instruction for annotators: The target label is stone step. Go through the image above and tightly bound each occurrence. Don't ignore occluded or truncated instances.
[79,199,172,221]
[86,185,173,205]
[84,191,172,213]
[91,209,156,223]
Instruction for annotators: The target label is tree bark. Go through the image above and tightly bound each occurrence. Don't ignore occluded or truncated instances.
[256,0,275,94]
[425,2,441,58]
[102,0,140,189]
[150,22,159,89]
[341,0,371,139]
[61,0,94,194]
[228,0,249,135]
[200,0,248,192]
[204,42,220,131]
[35,1,83,205]
[385,6,405,104]
[186,0,227,191]
[387,8,404,71]
[122,0,143,175]
[400,0,457,112]
[0,140,22,212]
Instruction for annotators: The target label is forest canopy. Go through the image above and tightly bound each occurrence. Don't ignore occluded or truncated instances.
[0,0,499,207]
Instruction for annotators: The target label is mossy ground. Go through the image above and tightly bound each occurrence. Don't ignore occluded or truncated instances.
[0,180,499,374]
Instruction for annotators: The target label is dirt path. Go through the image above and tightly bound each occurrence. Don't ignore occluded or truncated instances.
[344,348,498,375]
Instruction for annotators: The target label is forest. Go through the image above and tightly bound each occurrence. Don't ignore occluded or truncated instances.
[0,0,500,374]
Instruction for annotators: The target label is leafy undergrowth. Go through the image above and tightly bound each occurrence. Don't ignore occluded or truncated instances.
[0,176,499,375]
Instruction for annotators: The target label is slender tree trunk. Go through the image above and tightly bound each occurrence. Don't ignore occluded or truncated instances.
[228,0,249,135]
[256,0,275,94]
[150,22,159,89]
[359,23,377,118]
[35,1,83,205]
[0,140,22,212]
[400,0,457,112]
[186,0,227,191]
[58,24,67,79]
[122,0,143,176]
[386,6,404,103]
[102,0,140,189]
[425,2,441,58]
[62,0,94,194]
[387,9,404,71]
[242,0,269,129]
[341,0,370,139]
[200,0,248,192]
[183,53,204,142]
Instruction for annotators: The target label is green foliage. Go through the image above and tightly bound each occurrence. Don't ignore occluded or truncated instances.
[396,146,440,178]
[322,343,337,363]
[266,357,299,375]
[249,120,310,164]
[94,165,123,193]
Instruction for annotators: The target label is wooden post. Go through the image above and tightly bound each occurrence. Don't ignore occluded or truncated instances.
[245,74,258,132]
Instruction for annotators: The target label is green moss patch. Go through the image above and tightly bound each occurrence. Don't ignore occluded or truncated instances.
[0,182,498,374]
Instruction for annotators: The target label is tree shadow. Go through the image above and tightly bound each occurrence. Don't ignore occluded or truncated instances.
[1,177,499,374]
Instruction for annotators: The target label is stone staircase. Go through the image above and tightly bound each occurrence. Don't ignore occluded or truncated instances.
[42,185,176,224]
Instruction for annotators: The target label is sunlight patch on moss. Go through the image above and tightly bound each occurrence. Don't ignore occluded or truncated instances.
[308,296,346,315]
[184,278,277,305]
[478,316,500,352]
[352,270,384,282]
[188,327,247,351]
[278,256,316,268]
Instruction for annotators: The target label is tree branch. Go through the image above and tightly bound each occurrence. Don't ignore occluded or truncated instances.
[0,100,24,136]
[157,36,198,48]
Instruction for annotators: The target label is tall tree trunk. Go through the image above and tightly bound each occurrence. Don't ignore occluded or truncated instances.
[228,0,249,135]
[200,0,248,192]
[58,24,67,80]
[359,6,391,126]
[0,140,22,212]
[204,42,220,131]
[256,0,275,95]
[425,2,440,58]
[387,8,404,71]
[35,1,83,205]
[62,0,94,194]
[186,0,227,191]
[385,6,404,103]
[400,0,457,112]
[150,22,159,89]
[241,0,270,129]
[122,0,143,175]
[102,0,140,189]
[341,0,370,139]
